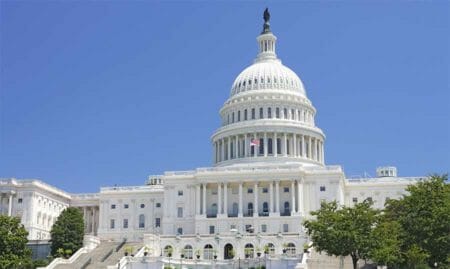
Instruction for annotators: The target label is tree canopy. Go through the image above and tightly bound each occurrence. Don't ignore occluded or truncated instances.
[0,215,32,268]
[50,207,84,257]
[304,199,379,269]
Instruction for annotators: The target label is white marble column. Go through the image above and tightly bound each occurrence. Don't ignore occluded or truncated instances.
[83,207,87,229]
[91,207,96,234]
[321,141,325,163]
[274,133,278,157]
[244,134,248,157]
[238,183,243,217]
[263,132,268,157]
[8,193,13,217]
[218,183,222,215]
[293,134,297,157]
[254,182,258,217]
[291,181,296,214]
[275,181,280,213]
[227,137,231,160]
[269,182,274,213]
[313,138,317,161]
[221,139,225,162]
[223,183,228,216]
[283,133,288,156]
[196,184,201,215]
[301,135,306,158]
[297,179,304,214]
[308,136,312,159]
[235,135,239,159]
[202,183,206,216]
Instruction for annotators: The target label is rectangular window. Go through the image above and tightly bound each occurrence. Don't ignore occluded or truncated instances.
[320,186,326,192]
[247,188,253,194]
[177,207,183,218]
[123,219,128,229]
[139,216,145,228]
[244,109,248,120]
[178,190,183,196]
[156,202,161,208]
[245,224,253,233]
[259,138,264,155]
[352,197,358,203]
[262,188,268,193]
[284,187,289,193]
[367,197,373,203]
[283,224,289,232]
[268,107,272,118]
[177,227,183,235]
[110,219,115,229]
[238,111,241,121]
[124,204,129,209]
[276,108,280,118]
[111,204,116,209]
[155,218,161,227]
[291,109,295,120]
[261,224,267,233]
[252,108,255,119]
[259,108,264,119]
[232,112,235,123]
[18,198,23,203]
[209,225,215,234]
[140,203,145,208]
[230,224,236,230]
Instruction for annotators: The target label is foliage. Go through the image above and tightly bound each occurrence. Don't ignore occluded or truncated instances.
[385,174,450,267]
[32,258,50,268]
[50,207,84,257]
[369,220,403,266]
[0,215,32,268]
[304,200,379,269]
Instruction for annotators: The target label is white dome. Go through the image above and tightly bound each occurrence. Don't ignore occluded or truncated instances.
[230,60,306,97]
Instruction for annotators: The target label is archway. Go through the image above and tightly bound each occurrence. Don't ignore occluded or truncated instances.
[224,243,234,260]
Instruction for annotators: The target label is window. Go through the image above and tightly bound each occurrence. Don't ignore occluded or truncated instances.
[123,219,128,229]
[283,224,289,232]
[140,203,145,208]
[110,219,115,229]
[177,207,183,218]
[261,224,267,232]
[291,109,295,119]
[178,190,183,196]
[320,186,326,192]
[124,204,129,209]
[230,224,236,230]
[156,202,161,208]
[268,138,273,154]
[111,204,116,209]
[245,224,253,233]
[244,109,248,120]
[247,188,253,194]
[209,225,215,234]
[367,197,373,203]
[276,107,280,118]
[284,108,288,119]
[352,197,358,203]
[259,138,264,155]
[284,187,290,193]
[251,108,255,119]
[184,245,193,259]
[259,108,264,119]
[139,214,145,228]
[232,112,235,123]
[247,203,253,216]
[177,227,183,235]
[268,107,272,118]
[18,198,23,203]
[284,202,290,214]
[262,202,269,214]
[155,218,161,227]
[262,188,268,193]
[238,111,241,121]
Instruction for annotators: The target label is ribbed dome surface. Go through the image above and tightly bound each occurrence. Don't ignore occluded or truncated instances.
[230,60,306,97]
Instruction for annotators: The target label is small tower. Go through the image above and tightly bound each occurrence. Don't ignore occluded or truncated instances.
[255,8,278,62]
[376,166,398,177]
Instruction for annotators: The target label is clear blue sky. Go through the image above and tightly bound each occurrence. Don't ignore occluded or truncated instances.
[1,2,448,193]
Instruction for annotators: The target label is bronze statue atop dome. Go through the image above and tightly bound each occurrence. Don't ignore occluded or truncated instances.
[261,8,271,34]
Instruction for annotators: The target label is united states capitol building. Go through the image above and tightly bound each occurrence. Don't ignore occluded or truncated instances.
[0,10,425,269]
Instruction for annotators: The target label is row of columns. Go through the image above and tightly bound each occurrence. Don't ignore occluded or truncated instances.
[214,133,324,164]
[0,191,15,216]
[195,180,304,217]
[80,206,98,235]
[223,106,314,126]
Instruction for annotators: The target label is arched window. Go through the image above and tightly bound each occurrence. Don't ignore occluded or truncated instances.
[265,243,275,256]
[286,243,296,256]
[268,138,273,154]
[259,107,264,119]
[163,245,173,257]
[284,202,290,215]
[183,245,193,259]
[244,243,254,258]
[286,139,290,155]
[139,214,145,228]
[247,202,253,216]
[232,112,235,123]
[204,244,214,260]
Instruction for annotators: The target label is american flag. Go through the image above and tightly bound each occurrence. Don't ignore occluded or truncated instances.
[250,139,260,146]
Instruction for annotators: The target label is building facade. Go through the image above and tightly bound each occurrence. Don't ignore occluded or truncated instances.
[0,10,424,262]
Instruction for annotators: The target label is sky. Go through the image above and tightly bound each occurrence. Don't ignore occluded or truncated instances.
[1,1,449,193]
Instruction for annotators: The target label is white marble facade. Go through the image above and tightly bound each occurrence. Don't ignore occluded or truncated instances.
[0,11,425,261]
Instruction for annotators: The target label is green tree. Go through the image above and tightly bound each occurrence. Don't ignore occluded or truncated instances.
[385,174,450,267]
[50,207,84,257]
[304,200,379,269]
[369,220,403,267]
[0,215,32,268]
